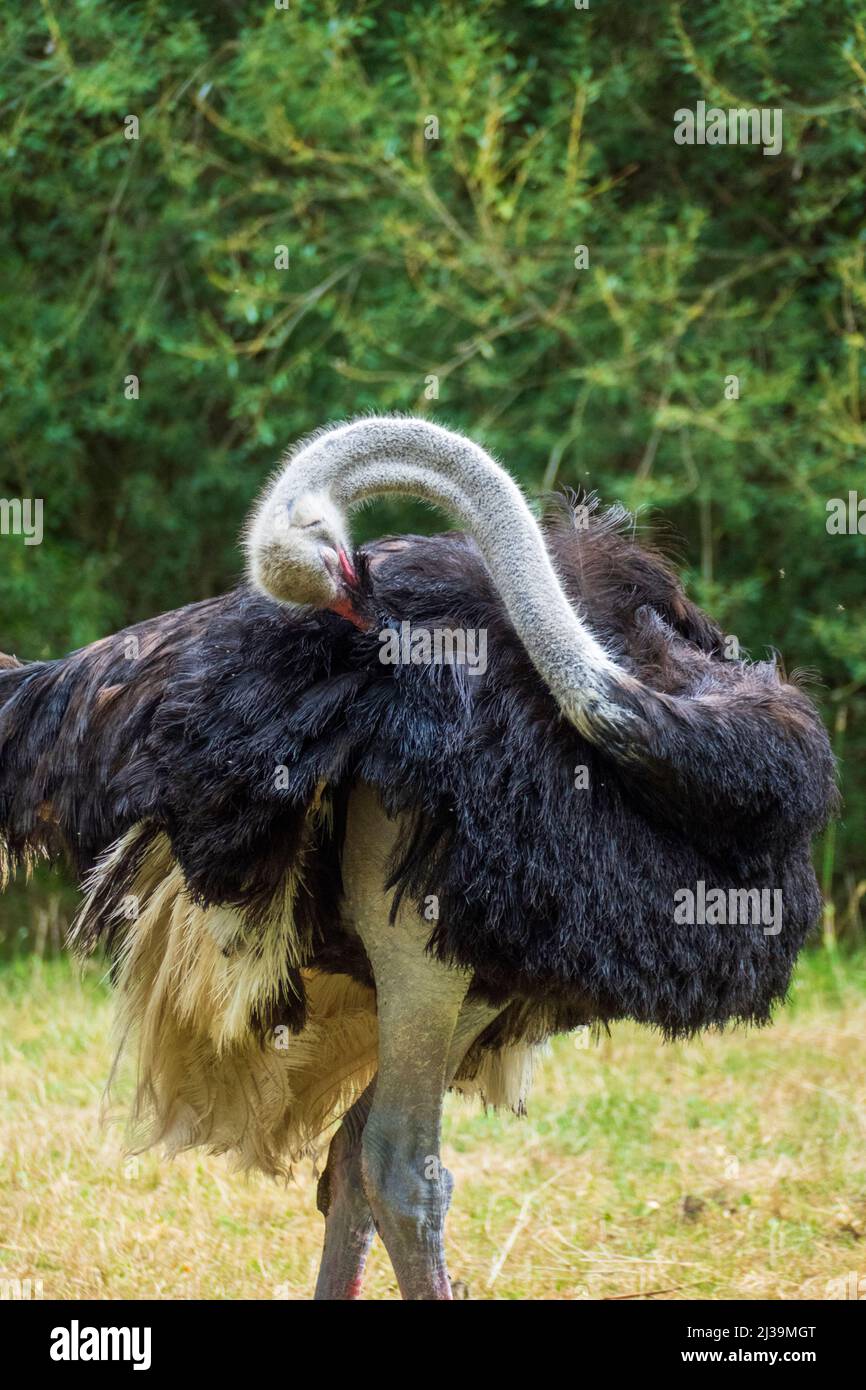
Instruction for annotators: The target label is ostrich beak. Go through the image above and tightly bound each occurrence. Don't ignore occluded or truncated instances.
[338,548,358,588]
[326,547,366,629]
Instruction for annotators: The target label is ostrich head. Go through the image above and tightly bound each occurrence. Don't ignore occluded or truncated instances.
[246,418,630,732]
[245,485,360,623]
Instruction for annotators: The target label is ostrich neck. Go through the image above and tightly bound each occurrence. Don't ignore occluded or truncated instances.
[283,419,625,723]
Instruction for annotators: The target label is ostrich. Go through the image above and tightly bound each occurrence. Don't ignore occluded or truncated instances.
[0,417,835,1300]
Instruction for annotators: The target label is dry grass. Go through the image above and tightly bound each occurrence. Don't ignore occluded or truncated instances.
[1,949,864,1301]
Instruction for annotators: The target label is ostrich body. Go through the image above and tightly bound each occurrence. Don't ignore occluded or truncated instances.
[0,418,836,1299]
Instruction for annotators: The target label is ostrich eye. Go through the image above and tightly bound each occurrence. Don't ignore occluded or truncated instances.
[286,498,324,531]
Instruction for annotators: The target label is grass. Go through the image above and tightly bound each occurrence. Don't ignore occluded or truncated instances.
[1,948,864,1300]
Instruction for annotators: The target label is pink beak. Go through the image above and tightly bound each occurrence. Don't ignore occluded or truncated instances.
[338,548,358,587]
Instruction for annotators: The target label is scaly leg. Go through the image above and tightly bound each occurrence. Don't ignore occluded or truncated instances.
[317,781,500,1301]
[314,1080,375,1300]
[357,916,467,1301]
[314,997,501,1299]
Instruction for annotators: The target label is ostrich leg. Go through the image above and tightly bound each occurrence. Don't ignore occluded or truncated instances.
[314,997,502,1300]
[321,782,489,1300]
[314,1081,376,1300]
[356,911,470,1300]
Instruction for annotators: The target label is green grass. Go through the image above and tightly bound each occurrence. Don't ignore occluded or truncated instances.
[1,949,864,1300]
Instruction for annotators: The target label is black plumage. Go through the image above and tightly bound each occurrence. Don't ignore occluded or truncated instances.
[0,503,837,1039]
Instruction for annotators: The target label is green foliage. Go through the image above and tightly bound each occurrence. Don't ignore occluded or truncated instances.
[0,0,864,923]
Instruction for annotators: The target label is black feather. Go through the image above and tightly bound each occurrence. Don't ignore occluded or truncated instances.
[0,505,837,1039]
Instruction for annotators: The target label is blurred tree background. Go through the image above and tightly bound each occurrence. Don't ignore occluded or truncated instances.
[0,0,864,942]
